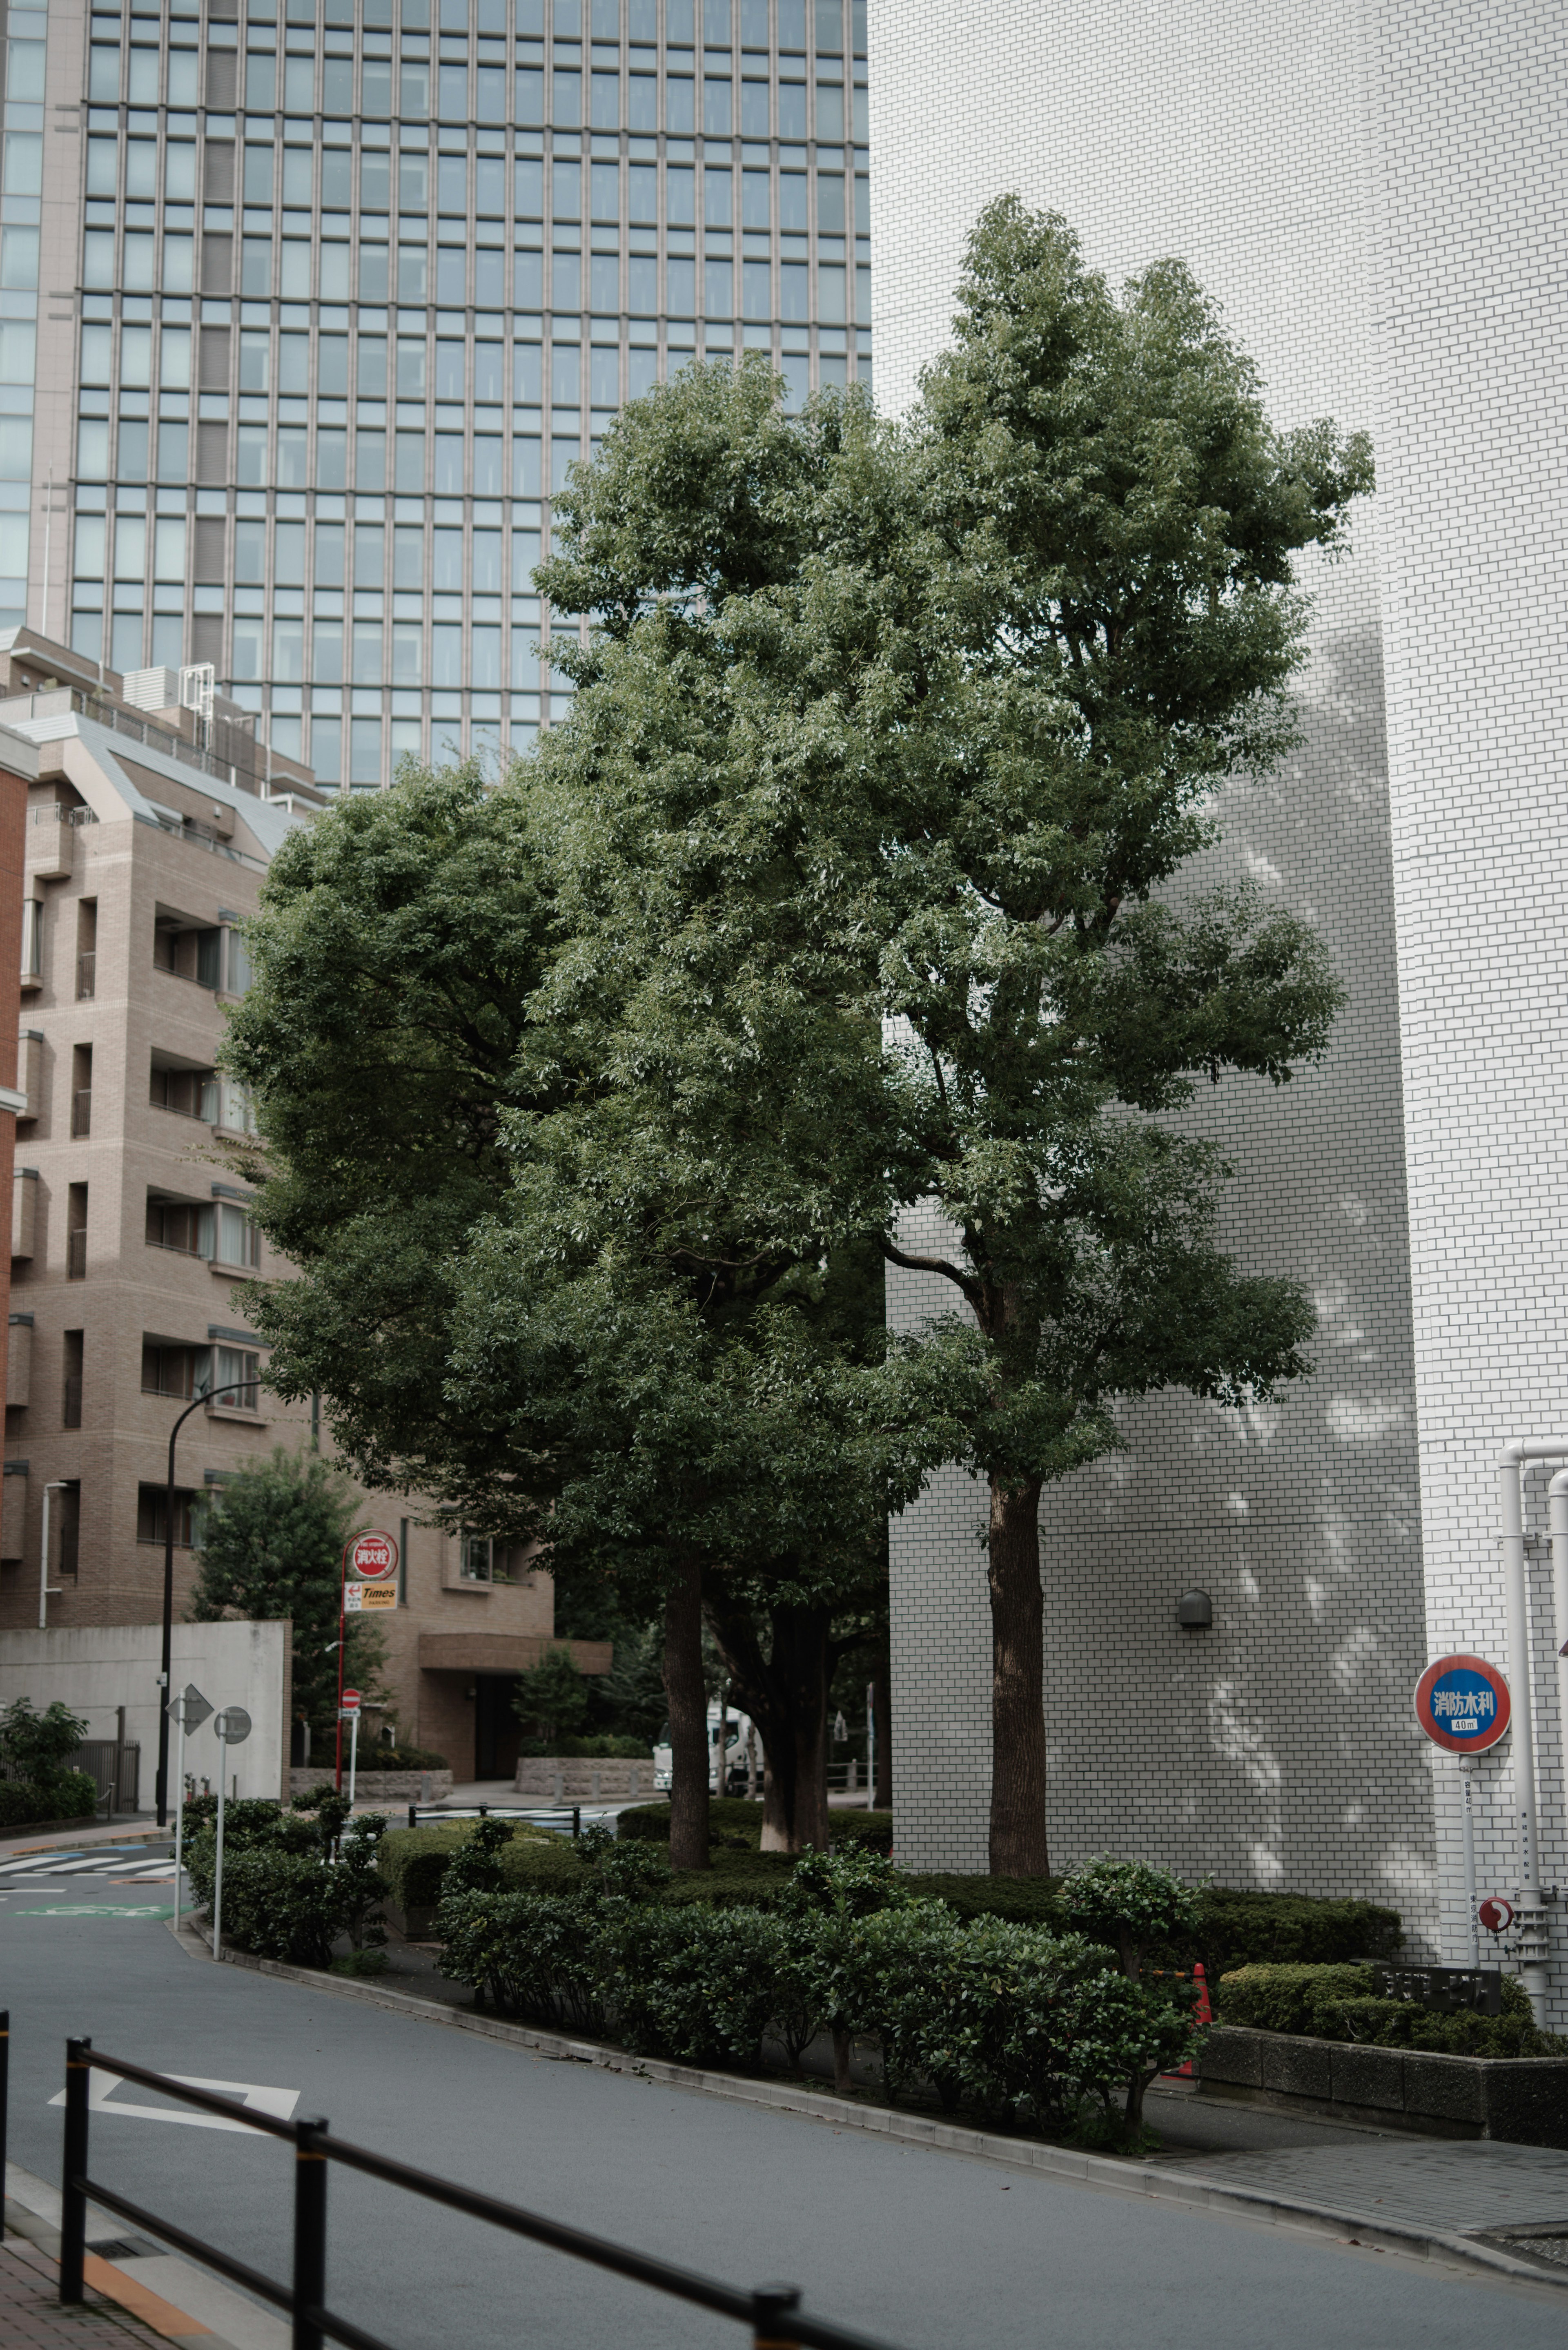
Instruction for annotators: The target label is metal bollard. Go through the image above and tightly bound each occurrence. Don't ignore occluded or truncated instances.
[751,2283,802,2349]
[572,1805,581,1839]
[291,2117,330,2350]
[59,2038,91,2304]
[407,1804,417,1831]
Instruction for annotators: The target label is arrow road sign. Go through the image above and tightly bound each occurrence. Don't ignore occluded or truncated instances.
[166,1683,213,1732]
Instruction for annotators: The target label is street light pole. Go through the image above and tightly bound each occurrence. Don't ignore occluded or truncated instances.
[154,1379,256,1828]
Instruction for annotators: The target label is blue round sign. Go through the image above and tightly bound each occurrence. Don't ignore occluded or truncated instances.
[1414,1653,1510,1754]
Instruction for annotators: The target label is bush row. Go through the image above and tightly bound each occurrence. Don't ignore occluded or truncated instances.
[183,1790,389,1968]
[618,1799,894,1855]
[436,1835,1199,2143]
[0,1771,97,1828]
[379,1814,1402,1984]
[1217,1962,1564,2058]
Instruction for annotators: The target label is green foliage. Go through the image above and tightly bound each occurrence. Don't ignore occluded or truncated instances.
[0,1697,89,1785]
[511,1646,590,1746]
[375,1820,573,1911]
[185,1810,390,1966]
[440,1815,516,1897]
[187,1448,380,1733]
[348,1745,450,1772]
[617,1799,894,1855]
[435,1848,1193,2141]
[1217,1963,1562,2058]
[1061,1857,1202,1978]
[0,1772,97,1826]
[1183,1888,1402,1979]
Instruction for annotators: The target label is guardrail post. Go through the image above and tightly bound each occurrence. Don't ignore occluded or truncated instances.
[0,2008,9,2242]
[407,1804,416,1830]
[291,2117,329,2350]
[59,2038,91,2303]
[751,2283,801,2350]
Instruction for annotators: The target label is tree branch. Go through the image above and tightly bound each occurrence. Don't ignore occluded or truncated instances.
[881,1240,982,1307]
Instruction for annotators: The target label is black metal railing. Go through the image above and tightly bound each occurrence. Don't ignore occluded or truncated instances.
[59,2038,903,2350]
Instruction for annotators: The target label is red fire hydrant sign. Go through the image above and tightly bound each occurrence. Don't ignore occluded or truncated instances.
[1413,1653,1510,1754]
[344,1531,398,1583]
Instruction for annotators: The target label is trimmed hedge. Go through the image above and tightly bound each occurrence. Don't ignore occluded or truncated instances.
[0,1772,97,1828]
[617,1800,894,1856]
[437,1844,1197,2141]
[184,1797,390,1968]
[1218,1962,1564,2057]
[376,1821,568,1912]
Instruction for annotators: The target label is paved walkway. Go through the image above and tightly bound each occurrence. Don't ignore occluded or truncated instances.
[0,2230,160,2348]
[1185,2137,1568,2253]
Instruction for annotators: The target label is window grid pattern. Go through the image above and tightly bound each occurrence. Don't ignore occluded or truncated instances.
[66,0,872,782]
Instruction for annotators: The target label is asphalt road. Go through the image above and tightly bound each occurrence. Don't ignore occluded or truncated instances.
[0,1873,1561,2350]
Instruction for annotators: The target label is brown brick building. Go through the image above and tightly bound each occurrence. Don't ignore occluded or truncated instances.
[0,629,603,1781]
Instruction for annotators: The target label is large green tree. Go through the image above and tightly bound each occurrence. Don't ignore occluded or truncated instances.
[187,1447,381,1735]
[531,200,1368,1875]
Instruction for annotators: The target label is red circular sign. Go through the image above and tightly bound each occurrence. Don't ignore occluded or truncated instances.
[1413,1653,1510,1754]
[344,1531,398,1583]
[341,1688,361,1710]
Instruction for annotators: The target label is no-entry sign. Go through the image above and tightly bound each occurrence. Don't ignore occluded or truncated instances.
[1414,1653,1510,1754]
[341,1688,361,1713]
[343,1531,398,1583]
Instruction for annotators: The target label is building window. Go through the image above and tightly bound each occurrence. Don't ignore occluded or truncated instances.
[136,1483,204,1549]
[145,1199,262,1269]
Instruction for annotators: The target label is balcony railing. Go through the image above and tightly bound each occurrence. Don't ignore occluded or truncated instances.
[76,952,95,1000]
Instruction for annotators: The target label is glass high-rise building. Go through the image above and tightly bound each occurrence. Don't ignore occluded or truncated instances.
[9,0,869,786]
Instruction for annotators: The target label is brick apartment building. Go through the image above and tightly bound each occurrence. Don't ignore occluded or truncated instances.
[0,627,604,1780]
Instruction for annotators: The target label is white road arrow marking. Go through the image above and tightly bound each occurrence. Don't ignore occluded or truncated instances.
[49,2071,300,2134]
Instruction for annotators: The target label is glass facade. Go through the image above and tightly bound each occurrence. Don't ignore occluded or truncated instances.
[29,0,869,783]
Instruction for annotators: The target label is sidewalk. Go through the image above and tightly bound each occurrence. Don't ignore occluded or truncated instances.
[0,2223,169,2348]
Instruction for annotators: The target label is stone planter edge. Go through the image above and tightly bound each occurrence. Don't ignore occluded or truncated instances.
[1198,2022,1568,2148]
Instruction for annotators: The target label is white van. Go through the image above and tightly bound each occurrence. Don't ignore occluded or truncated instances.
[652,1705,762,1795]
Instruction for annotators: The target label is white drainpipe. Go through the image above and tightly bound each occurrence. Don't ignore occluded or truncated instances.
[1498,1438,1568,2020]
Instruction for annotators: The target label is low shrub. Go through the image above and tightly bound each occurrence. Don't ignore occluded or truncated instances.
[376,1821,573,1911]
[185,1808,390,1967]
[617,1799,895,1857]
[1218,1962,1564,2057]
[435,1845,1196,2144]
[354,1746,449,1772]
[0,1771,99,1828]
[1184,1889,1402,1980]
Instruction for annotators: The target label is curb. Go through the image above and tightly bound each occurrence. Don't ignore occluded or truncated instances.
[167,1921,1568,2292]
[4,2178,251,2349]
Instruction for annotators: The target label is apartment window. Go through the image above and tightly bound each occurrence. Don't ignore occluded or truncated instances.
[141,1342,205,1399]
[62,1330,83,1430]
[459,1532,494,1583]
[212,1345,261,1411]
[20,898,40,980]
[149,1060,219,1121]
[76,900,96,1001]
[70,1044,91,1140]
[145,1197,260,1269]
[56,1483,80,1579]
[67,1182,87,1281]
[136,1483,203,1548]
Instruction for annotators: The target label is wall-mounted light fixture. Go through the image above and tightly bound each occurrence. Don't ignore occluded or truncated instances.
[1176,1589,1213,1630]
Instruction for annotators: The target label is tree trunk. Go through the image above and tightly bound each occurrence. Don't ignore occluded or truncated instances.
[987,1474,1048,1877]
[705,1592,832,1854]
[663,1555,709,1871]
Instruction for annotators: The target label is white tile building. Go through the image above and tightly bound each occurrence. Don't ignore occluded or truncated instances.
[869,0,1568,2012]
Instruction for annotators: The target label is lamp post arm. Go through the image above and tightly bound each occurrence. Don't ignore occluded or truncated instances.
[154,1379,262,1828]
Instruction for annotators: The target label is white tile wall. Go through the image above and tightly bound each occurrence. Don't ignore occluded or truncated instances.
[871,0,1568,2015]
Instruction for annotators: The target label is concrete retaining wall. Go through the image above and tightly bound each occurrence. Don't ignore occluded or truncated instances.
[290,1768,454,1803]
[1199,2024,1568,2147]
[513,1757,657,1800]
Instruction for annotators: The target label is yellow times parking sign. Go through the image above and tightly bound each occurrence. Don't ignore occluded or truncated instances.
[344,1581,396,1612]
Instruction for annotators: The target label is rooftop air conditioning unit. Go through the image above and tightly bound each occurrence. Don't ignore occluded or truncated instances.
[121,666,181,713]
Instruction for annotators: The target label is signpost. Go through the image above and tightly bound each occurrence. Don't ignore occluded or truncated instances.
[210,1706,251,1960]
[1414,1653,1510,1965]
[341,1688,361,1805]
[165,1683,212,1935]
[334,1533,398,1790]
